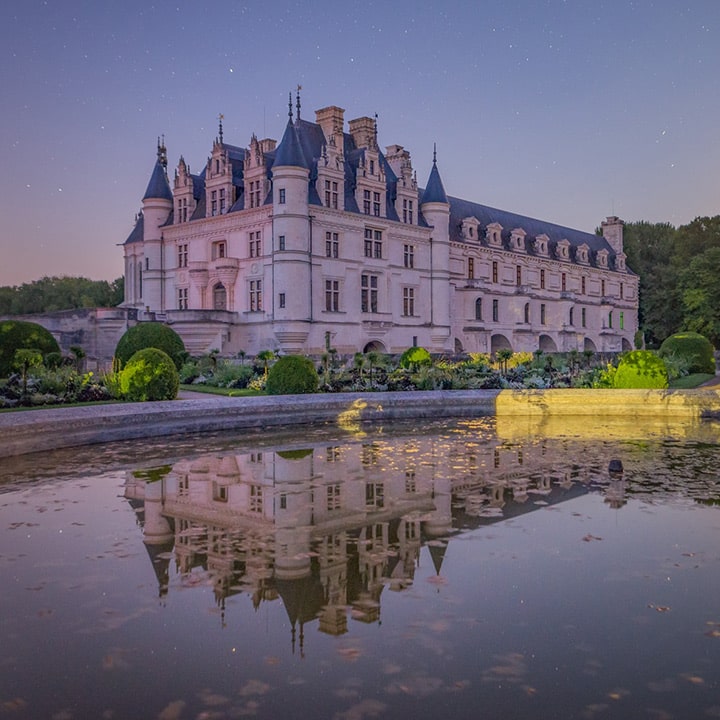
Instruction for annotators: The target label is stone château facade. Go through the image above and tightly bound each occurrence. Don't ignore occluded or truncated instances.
[122,95,638,357]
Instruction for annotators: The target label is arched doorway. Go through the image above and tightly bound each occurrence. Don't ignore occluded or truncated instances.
[621,338,633,351]
[213,283,227,310]
[491,334,512,354]
[539,334,557,352]
[454,338,464,354]
[583,337,597,353]
[363,340,387,353]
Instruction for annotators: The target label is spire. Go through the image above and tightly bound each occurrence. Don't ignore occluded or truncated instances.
[143,142,173,202]
[218,113,224,144]
[421,144,448,205]
[296,85,302,121]
[273,96,308,169]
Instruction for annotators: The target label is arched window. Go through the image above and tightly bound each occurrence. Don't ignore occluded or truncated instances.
[213,283,227,310]
[475,297,482,321]
[569,307,574,326]
[524,303,530,324]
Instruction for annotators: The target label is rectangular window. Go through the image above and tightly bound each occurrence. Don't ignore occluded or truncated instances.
[211,241,226,260]
[279,293,285,309]
[249,231,261,258]
[177,287,188,310]
[492,261,498,283]
[178,244,188,268]
[540,303,546,325]
[608,311,613,328]
[278,187,286,204]
[363,189,371,215]
[325,232,339,258]
[540,269,545,289]
[325,280,339,312]
[620,311,624,330]
[492,299,499,322]
[581,307,586,327]
[601,279,606,297]
[365,228,382,259]
[561,273,567,292]
[213,483,228,503]
[402,198,414,224]
[279,494,287,510]
[327,181,338,209]
[373,191,381,217]
[211,189,217,216]
[365,482,384,509]
[219,188,226,214]
[250,279,262,312]
[361,274,378,313]
[468,257,474,279]
[516,265,522,286]
[327,484,341,511]
[278,235,286,251]
[325,180,331,208]
[620,283,624,299]
[249,485,263,514]
[403,287,415,316]
[404,244,415,269]
[581,276,586,294]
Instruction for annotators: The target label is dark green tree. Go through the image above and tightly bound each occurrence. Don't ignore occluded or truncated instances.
[678,247,720,346]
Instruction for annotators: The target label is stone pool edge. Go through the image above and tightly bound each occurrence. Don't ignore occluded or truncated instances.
[1,388,719,459]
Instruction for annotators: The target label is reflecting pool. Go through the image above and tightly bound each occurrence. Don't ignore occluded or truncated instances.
[2,417,720,720]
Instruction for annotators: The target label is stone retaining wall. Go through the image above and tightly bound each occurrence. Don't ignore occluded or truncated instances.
[1,388,719,459]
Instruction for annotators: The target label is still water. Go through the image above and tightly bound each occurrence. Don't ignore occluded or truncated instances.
[1,416,720,720]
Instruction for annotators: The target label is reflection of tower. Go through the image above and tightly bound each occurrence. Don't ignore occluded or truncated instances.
[390,517,421,591]
[318,533,349,636]
[353,522,387,623]
[142,480,174,545]
[424,472,452,537]
[604,477,627,509]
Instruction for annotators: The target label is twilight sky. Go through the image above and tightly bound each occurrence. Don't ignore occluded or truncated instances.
[1,0,718,286]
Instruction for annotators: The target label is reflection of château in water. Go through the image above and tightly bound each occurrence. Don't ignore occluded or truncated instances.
[125,429,612,650]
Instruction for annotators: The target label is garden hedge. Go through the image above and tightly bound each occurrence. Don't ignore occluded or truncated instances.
[658,332,715,375]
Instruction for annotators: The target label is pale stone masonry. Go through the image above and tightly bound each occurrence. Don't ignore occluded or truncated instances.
[122,96,639,356]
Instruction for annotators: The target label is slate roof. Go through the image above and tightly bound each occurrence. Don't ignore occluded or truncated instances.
[446,195,624,269]
[272,119,309,169]
[124,212,144,244]
[421,160,448,205]
[142,159,173,201]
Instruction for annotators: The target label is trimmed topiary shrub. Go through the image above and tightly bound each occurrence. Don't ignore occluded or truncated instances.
[119,348,179,401]
[265,355,318,395]
[115,322,186,370]
[0,320,60,378]
[613,350,668,389]
[658,332,715,375]
[399,346,432,369]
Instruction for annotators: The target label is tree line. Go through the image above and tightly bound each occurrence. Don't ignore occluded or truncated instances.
[623,215,720,347]
[0,276,124,316]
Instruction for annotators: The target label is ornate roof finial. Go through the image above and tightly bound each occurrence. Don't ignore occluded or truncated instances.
[288,91,293,119]
[157,135,167,168]
[218,113,224,144]
[373,113,378,148]
[433,142,437,165]
[296,84,302,121]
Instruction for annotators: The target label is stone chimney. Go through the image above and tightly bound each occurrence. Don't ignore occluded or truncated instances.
[315,106,345,145]
[601,216,624,255]
[348,116,376,149]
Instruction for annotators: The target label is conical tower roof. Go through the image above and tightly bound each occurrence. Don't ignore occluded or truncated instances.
[421,146,448,205]
[143,158,173,201]
[272,117,308,170]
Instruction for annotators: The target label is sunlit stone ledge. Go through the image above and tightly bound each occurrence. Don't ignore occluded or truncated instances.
[1,388,718,459]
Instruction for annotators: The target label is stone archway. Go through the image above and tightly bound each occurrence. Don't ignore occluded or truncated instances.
[454,338,464,354]
[491,334,512,354]
[539,334,557,352]
[363,340,387,353]
[583,337,597,353]
[621,337,633,351]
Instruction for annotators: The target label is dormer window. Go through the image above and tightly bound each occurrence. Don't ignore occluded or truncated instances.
[462,217,480,241]
[534,234,549,256]
[556,239,570,261]
[576,243,590,265]
[402,198,414,224]
[486,222,503,248]
[597,249,609,268]
[510,228,526,252]
[615,253,627,272]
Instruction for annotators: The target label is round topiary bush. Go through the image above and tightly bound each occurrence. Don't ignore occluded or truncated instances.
[115,322,186,370]
[119,348,179,401]
[0,320,60,377]
[613,350,669,389]
[658,332,715,375]
[399,346,432,369]
[265,355,318,395]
